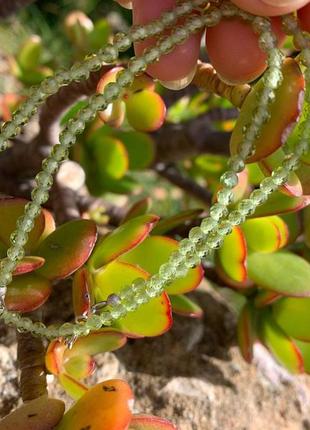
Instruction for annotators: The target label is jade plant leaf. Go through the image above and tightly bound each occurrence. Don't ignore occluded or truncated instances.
[36,220,97,280]
[5,273,51,312]
[231,58,305,163]
[97,66,125,126]
[259,312,304,373]
[119,236,204,295]
[241,216,288,253]
[64,329,127,359]
[58,373,89,402]
[93,135,129,179]
[125,90,166,132]
[64,354,96,380]
[0,395,65,430]
[122,198,151,223]
[170,294,203,319]
[216,227,247,283]
[259,149,303,197]
[151,209,203,235]
[115,131,155,170]
[272,297,310,342]
[89,18,111,51]
[99,100,126,128]
[280,212,301,245]
[305,206,310,248]
[254,289,282,308]
[17,35,42,71]
[296,161,310,195]
[94,261,172,337]
[0,197,55,252]
[89,214,159,270]
[11,256,45,276]
[55,380,133,430]
[46,339,66,375]
[248,252,310,297]
[231,169,250,204]
[237,303,256,363]
[251,191,310,217]
[129,415,177,430]
[0,241,7,259]
[72,268,93,319]
[295,340,310,374]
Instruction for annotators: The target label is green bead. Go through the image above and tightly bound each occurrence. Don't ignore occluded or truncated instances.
[200,217,217,234]
[220,171,238,188]
[250,189,268,205]
[210,203,228,221]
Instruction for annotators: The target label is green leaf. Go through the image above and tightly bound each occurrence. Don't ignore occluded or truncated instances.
[12,256,45,276]
[115,131,155,170]
[152,209,203,235]
[0,241,7,258]
[170,294,203,318]
[17,35,42,71]
[125,90,166,132]
[64,355,95,380]
[241,216,288,253]
[89,214,159,270]
[280,212,301,245]
[5,273,51,312]
[216,227,247,283]
[251,191,310,217]
[254,289,282,308]
[273,297,310,342]
[58,373,88,401]
[259,149,303,197]
[119,236,203,295]
[248,252,310,297]
[92,136,129,180]
[129,415,177,430]
[0,197,54,252]
[94,261,172,337]
[61,100,89,126]
[294,340,310,374]
[122,198,151,223]
[231,58,305,163]
[305,206,310,248]
[259,312,304,373]
[36,220,97,280]
[64,329,127,359]
[89,18,111,51]
[46,339,66,375]
[297,161,310,195]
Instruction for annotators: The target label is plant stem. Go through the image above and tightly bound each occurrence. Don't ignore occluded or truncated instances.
[16,312,47,402]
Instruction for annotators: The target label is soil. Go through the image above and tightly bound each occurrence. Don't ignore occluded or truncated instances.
[1,287,310,430]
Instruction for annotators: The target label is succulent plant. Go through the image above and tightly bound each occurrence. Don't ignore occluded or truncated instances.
[0,0,310,428]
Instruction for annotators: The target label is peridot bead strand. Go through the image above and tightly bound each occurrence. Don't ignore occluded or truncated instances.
[0,0,206,153]
[0,7,309,341]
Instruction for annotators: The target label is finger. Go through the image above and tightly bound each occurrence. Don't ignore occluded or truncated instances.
[133,0,202,84]
[231,0,309,16]
[206,17,285,84]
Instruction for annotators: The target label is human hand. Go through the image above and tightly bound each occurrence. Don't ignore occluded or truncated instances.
[114,0,309,85]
